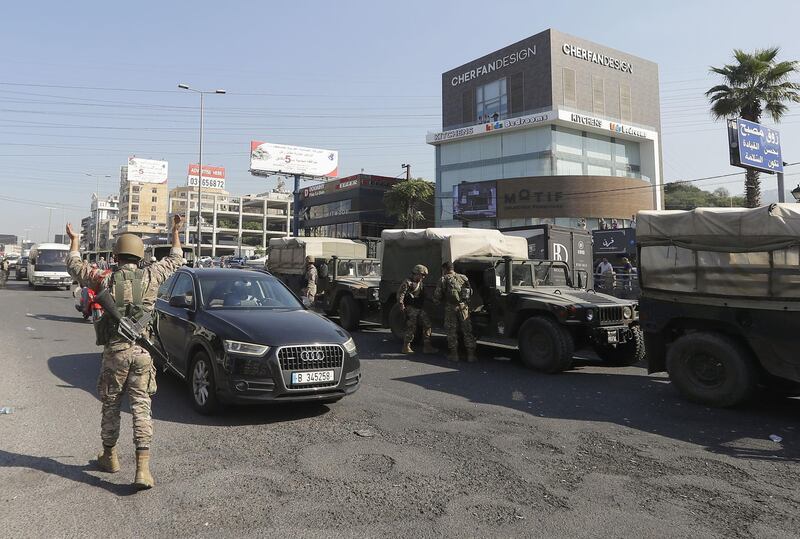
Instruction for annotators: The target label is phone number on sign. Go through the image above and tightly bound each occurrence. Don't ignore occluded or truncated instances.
[188,178,225,188]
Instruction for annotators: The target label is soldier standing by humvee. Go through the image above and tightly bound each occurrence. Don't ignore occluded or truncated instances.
[64,214,185,490]
[397,264,437,355]
[434,262,477,362]
[301,255,318,305]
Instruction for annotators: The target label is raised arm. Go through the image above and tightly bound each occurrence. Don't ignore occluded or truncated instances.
[148,214,186,285]
[65,223,109,289]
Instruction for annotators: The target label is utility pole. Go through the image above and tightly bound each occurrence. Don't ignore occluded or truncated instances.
[293,173,301,237]
[777,161,788,203]
[45,206,56,243]
[85,173,110,257]
[178,84,226,265]
[401,163,411,180]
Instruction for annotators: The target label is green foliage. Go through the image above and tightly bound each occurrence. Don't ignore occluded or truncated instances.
[242,236,261,246]
[383,178,434,228]
[664,182,745,210]
[217,217,237,229]
[706,47,800,207]
[242,221,261,231]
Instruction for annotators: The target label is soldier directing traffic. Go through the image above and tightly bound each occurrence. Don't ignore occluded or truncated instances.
[397,264,437,355]
[434,261,477,362]
[65,214,185,490]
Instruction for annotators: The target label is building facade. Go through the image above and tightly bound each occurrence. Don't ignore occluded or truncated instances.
[299,174,402,239]
[116,165,170,237]
[169,186,292,257]
[430,28,662,230]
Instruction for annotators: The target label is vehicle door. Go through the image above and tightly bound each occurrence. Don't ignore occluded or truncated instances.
[157,272,197,372]
[152,273,177,364]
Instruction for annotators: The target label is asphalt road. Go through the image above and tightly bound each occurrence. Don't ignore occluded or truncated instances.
[1,279,799,538]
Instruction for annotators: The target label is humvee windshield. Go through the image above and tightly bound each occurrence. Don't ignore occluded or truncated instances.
[336,259,381,278]
[497,260,570,288]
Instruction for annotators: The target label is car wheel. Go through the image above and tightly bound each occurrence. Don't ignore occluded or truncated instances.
[594,325,646,366]
[190,351,219,415]
[338,294,361,331]
[388,302,406,342]
[518,316,574,373]
[666,332,757,407]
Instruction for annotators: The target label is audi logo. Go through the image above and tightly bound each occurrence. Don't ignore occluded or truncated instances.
[300,350,325,361]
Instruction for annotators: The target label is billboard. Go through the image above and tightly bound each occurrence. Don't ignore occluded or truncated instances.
[250,141,338,177]
[453,181,497,219]
[728,118,783,174]
[187,164,226,190]
[127,157,168,184]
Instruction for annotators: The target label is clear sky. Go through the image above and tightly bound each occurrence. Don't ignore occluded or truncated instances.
[2,0,799,243]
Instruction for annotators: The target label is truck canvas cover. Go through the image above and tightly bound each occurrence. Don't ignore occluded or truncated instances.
[381,228,527,282]
[268,237,366,274]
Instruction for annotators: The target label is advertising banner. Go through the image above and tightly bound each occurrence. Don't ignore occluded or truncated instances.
[453,181,497,219]
[427,110,555,145]
[127,157,168,184]
[250,141,338,177]
[187,164,226,190]
[728,118,783,174]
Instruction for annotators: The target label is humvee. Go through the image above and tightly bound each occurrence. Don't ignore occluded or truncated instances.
[638,204,800,407]
[379,228,644,372]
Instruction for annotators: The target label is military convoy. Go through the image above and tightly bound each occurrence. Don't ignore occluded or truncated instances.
[379,228,644,372]
[267,237,381,330]
[637,204,800,407]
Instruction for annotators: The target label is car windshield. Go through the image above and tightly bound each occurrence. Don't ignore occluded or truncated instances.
[36,250,68,266]
[336,260,381,278]
[199,272,303,310]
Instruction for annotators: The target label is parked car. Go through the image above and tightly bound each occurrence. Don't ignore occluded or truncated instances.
[16,256,28,280]
[245,255,268,268]
[226,257,247,268]
[153,268,361,414]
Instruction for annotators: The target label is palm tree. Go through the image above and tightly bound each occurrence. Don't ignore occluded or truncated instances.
[706,47,800,207]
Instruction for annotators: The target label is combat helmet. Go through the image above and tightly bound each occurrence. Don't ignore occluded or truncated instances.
[412,264,429,275]
[113,233,145,260]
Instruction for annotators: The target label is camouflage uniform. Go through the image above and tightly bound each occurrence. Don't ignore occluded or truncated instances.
[0,259,8,288]
[67,249,183,449]
[434,271,477,360]
[397,277,432,344]
[302,263,318,301]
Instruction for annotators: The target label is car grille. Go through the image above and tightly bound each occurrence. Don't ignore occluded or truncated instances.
[278,344,344,371]
[597,306,623,325]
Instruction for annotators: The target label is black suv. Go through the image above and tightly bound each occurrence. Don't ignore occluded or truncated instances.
[383,256,644,372]
[153,268,361,414]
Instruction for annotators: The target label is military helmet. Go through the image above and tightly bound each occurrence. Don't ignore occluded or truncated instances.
[113,233,144,260]
[306,255,315,264]
[412,264,429,275]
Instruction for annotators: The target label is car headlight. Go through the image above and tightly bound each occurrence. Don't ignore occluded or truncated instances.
[585,309,594,321]
[223,340,270,356]
[343,337,357,355]
[623,306,632,319]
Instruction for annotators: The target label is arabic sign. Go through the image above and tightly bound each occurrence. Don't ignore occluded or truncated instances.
[728,118,783,173]
[187,164,226,190]
[592,229,635,255]
[127,157,168,184]
[250,141,338,177]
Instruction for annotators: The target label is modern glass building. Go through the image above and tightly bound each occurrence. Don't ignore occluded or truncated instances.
[429,29,662,230]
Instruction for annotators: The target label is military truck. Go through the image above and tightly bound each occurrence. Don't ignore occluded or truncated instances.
[267,237,381,330]
[379,228,644,372]
[637,204,800,407]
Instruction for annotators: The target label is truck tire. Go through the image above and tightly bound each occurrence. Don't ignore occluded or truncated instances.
[518,317,574,373]
[594,325,645,366]
[338,294,361,331]
[388,303,406,342]
[666,332,757,407]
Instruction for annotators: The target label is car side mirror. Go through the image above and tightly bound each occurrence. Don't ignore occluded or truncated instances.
[169,295,192,308]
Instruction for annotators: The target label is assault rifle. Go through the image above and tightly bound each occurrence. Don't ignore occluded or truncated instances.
[94,289,168,363]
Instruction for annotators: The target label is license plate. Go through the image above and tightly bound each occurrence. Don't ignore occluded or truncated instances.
[291,370,335,384]
[607,330,618,344]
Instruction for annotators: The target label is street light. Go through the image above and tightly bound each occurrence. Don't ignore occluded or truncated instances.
[792,184,800,202]
[45,206,57,243]
[178,83,226,266]
[85,173,111,257]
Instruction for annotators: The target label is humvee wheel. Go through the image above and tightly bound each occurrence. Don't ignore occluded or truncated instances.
[518,317,574,373]
[595,325,645,366]
[338,294,361,331]
[388,303,406,341]
[666,332,757,407]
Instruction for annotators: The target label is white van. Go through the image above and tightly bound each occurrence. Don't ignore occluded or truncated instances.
[28,243,72,290]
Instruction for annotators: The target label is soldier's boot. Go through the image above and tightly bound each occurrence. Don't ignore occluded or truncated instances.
[97,445,120,473]
[423,340,438,354]
[466,349,478,363]
[446,349,460,362]
[133,448,154,490]
[402,341,414,354]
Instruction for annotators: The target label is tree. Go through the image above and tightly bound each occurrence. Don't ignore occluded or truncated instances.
[383,178,434,228]
[664,182,745,210]
[706,47,800,207]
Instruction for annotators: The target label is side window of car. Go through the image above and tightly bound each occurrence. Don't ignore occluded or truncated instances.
[157,274,177,300]
[170,274,195,306]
